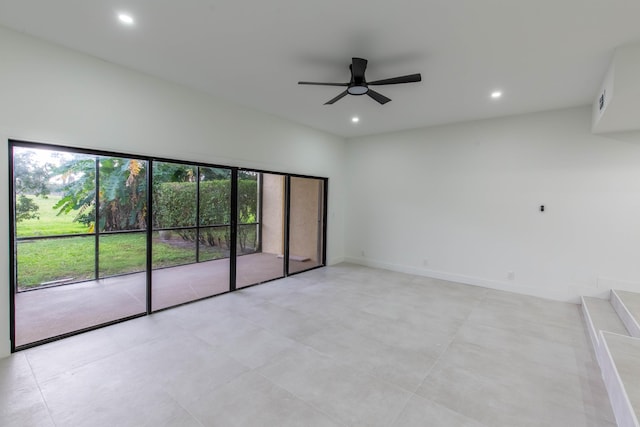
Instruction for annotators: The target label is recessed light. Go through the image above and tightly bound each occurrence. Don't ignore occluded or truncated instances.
[118,13,134,25]
[351,117,360,123]
[491,91,502,99]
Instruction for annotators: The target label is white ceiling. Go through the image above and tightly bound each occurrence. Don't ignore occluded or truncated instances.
[1,0,639,138]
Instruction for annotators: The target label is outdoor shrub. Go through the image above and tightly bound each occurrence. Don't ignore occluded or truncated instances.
[153,179,257,249]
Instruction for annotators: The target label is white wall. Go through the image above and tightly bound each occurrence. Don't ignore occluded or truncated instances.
[0,26,346,357]
[346,107,640,302]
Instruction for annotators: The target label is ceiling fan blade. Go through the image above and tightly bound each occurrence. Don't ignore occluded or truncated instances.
[367,89,391,105]
[351,58,368,81]
[324,90,349,105]
[298,81,349,86]
[368,73,422,85]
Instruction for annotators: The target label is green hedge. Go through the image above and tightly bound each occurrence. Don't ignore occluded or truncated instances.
[153,179,258,250]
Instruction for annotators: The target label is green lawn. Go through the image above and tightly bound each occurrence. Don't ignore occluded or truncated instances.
[16,197,230,289]
[17,233,228,289]
[18,236,95,287]
[16,195,88,237]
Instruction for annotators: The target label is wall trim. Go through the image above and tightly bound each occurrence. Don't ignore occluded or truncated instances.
[327,257,345,266]
[343,256,585,303]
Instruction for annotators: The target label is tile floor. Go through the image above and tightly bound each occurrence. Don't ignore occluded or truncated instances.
[1,263,615,426]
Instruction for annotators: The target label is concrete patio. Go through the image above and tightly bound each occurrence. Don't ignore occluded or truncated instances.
[14,252,320,347]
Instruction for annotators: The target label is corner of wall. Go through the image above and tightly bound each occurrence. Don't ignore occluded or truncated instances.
[0,134,10,358]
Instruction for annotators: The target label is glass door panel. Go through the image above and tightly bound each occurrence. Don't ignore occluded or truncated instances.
[236,171,285,288]
[288,176,325,274]
[152,161,198,309]
[151,162,231,310]
[195,166,231,298]
[13,147,147,347]
[96,156,148,318]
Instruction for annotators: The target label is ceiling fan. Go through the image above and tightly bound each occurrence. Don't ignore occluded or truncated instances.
[298,57,421,105]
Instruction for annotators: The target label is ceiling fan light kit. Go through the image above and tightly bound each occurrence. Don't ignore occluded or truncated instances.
[347,85,369,95]
[299,57,421,105]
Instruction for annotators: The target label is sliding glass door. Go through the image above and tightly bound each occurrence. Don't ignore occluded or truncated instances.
[10,141,327,350]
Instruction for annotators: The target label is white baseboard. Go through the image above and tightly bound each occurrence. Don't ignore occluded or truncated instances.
[326,257,345,266]
[343,256,581,303]
[0,340,9,359]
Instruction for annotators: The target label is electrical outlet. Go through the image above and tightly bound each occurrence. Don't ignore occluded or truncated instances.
[423,258,428,266]
[361,250,365,257]
[507,271,515,280]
